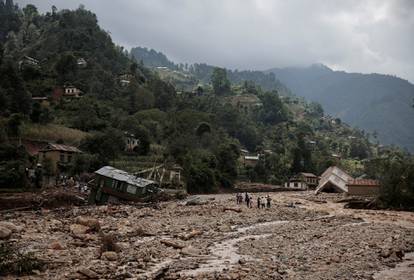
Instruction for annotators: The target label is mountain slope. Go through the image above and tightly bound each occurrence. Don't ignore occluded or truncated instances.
[268,65,414,152]
[130,47,292,95]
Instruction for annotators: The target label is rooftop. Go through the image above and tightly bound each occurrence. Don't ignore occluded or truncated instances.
[300,172,318,178]
[245,155,259,160]
[95,166,157,188]
[347,179,380,187]
[40,143,82,153]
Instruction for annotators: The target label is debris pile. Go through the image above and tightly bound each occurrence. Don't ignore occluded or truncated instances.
[0,193,413,279]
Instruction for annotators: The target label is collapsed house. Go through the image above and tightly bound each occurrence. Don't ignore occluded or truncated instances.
[315,166,353,194]
[315,166,381,196]
[88,166,161,204]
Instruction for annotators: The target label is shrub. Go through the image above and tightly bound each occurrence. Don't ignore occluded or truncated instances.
[0,242,44,276]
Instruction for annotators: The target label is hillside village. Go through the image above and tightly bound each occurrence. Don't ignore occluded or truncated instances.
[0,2,413,279]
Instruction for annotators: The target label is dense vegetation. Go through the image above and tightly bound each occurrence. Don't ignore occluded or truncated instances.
[0,1,412,209]
[131,47,291,95]
[269,64,414,153]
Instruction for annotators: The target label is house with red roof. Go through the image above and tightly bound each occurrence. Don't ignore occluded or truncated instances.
[346,179,380,196]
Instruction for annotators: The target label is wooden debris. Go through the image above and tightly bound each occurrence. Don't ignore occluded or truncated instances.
[179,229,203,240]
[160,239,185,249]
[223,207,242,213]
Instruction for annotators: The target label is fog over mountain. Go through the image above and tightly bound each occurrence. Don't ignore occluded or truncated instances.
[268,65,414,152]
[16,0,414,83]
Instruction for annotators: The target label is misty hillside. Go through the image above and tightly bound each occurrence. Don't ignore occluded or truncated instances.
[268,65,414,152]
[131,47,292,95]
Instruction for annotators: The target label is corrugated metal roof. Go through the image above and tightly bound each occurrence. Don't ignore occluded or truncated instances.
[347,179,380,187]
[245,156,259,160]
[40,143,82,153]
[95,166,157,188]
[300,172,318,178]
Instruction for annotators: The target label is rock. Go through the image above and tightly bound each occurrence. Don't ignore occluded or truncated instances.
[160,239,186,249]
[102,251,118,261]
[70,224,89,235]
[49,241,64,250]
[185,196,208,206]
[331,256,340,263]
[0,221,20,232]
[0,226,12,240]
[75,216,100,231]
[181,246,201,256]
[68,272,87,279]
[380,248,392,258]
[78,267,99,279]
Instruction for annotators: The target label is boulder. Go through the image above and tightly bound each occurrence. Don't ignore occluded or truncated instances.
[49,241,64,250]
[78,267,99,279]
[0,226,12,240]
[181,246,202,256]
[185,196,208,206]
[0,221,20,232]
[75,216,100,231]
[101,251,118,261]
[70,224,89,235]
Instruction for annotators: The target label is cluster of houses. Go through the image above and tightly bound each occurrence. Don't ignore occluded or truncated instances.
[24,138,183,201]
[284,166,380,196]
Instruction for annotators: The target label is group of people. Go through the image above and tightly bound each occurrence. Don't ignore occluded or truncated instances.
[236,192,272,209]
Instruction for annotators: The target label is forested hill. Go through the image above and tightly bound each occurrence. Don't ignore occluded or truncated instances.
[0,1,405,195]
[268,64,414,152]
[131,46,177,70]
[130,46,291,94]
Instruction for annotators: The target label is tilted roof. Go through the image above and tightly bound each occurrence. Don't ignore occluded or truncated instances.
[95,166,157,188]
[315,166,353,194]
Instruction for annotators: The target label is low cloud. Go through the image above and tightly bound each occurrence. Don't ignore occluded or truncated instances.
[16,0,414,82]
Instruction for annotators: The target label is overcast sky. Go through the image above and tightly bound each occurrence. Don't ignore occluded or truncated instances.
[15,0,414,82]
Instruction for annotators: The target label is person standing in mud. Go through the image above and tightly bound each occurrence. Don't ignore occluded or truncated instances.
[266,195,271,208]
[246,193,250,207]
[257,196,261,208]
[34,163,43,189]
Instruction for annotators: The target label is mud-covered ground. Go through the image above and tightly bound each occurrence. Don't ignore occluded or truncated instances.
[1,191,414,279]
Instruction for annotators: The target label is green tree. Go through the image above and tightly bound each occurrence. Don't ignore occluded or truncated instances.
[6,113,23,138]
[133,125,151,155]
[211,67,230,95]
[55,53,77,83]
[81,128,125,163]
[377,155,414,209]
[183,150,218,193]
[259,91,288,125]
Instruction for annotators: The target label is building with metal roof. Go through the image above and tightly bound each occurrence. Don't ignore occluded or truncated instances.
[38,143,82,174]
[88,166,160,204]
[315,166,353,194]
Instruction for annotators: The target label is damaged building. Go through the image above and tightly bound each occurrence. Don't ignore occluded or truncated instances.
[315,166,381,196]
[88,166,161,204]
[315,166,353,194]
